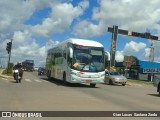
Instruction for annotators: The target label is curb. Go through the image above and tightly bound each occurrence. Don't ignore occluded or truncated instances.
[127,82,142,87]
[0,74,13,79]
[0,69,14,79]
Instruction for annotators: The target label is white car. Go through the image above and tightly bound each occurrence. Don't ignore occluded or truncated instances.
[104,70,127,86]
[34,67,39,71]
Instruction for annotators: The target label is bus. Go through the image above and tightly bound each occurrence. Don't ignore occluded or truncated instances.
[45,38,106,87]
[22,60,34,71]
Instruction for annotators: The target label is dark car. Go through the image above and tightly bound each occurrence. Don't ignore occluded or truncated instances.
[38,67,45,76]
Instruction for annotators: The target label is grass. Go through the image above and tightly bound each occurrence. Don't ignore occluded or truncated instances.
[1,69,13,77]
[127,79,153,85]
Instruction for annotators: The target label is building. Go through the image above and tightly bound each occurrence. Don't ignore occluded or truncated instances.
[116,59,160,81]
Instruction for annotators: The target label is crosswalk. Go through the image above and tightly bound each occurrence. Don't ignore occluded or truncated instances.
[23,78,48,83]
[1,78,49,83]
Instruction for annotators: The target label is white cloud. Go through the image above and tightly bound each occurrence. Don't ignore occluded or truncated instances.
[115,51,124,62]
[0,0,88,66]
[114,41,147,62]
[73,20,106,37]
[0,0,51,36]
[123,41,146,55]
[73,0,160,37]
[31,0,89,37]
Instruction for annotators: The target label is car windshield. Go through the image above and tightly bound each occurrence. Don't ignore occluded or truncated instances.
[72,45,104,72]
[109,71,120,75]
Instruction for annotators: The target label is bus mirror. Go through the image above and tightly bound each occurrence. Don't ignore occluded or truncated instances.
[69,47,73,58]
[105,51,110,61]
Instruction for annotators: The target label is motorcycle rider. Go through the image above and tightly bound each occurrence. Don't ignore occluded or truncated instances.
[13,62,23,80]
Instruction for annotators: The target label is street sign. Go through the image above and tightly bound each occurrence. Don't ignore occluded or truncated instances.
[108,27,159,40]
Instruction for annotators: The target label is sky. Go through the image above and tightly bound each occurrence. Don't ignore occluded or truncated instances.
[0,0,160,67]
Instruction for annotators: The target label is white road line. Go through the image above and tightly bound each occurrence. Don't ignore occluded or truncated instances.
[25,79,32,82]
[34,79,42,82]
[1,78,8,81]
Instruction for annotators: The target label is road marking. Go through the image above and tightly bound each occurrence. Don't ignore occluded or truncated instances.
[25,79,32,82]
[34,79,42,82]
[1,78,8,81]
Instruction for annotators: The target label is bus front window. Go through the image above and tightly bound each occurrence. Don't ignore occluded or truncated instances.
[72,46,104,72]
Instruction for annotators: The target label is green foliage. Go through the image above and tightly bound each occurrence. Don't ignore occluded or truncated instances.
[2,62,14,76]
[130,56,138,61]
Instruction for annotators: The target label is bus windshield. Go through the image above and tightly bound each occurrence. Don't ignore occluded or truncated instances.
[72,45,104,72]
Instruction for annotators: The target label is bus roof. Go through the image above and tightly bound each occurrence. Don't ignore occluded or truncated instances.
[66,38,103,47]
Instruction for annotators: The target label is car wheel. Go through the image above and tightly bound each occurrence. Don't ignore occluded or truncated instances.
[122,84,126,86]
[90,83,96,88]
[109,79,113,85]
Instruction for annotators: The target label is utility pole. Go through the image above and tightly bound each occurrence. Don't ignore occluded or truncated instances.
[150,40,154,82]
[109,25,118,68]
[6,39,13,74]
[108,25,160,70]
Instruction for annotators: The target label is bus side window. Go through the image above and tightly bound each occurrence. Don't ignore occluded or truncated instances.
[67,53,72,67]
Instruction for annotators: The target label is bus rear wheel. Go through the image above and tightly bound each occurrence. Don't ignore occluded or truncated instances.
[90,83,96,88]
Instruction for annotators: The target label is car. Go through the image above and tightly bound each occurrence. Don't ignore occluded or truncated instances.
[104,70,127,86]
[34,67,39,71]
[38,67,45,76]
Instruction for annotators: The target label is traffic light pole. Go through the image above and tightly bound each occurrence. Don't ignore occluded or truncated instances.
[110,25,118,68]
[7,39,13,74]
[108,25,160,68]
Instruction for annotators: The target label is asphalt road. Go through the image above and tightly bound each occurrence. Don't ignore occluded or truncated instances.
[0,71,159,120]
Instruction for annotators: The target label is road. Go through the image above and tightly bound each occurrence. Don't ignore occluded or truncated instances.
[0,71,159,120]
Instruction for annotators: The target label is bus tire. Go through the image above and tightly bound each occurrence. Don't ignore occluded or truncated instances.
[90,83,96,88]
[63,72,67,85]
[47,71,51,80]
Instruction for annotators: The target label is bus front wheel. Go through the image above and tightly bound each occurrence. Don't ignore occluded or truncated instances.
[63,73,67,85]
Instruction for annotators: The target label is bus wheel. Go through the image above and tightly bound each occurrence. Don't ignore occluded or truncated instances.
[48,71,51,80]
[63,73,67,85]
[90,83,96,88]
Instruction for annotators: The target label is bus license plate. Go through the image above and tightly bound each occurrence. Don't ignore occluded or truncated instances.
[86,80,92,83]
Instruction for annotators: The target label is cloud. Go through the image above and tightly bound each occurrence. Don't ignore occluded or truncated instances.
[73,0,160,37]
[0,0,88,67]
[73,20,106,37]
[0,0,48,34]
[31,0,89,37]
[115,51,124,62]
[115,41,147,62]
[123,41,146,55]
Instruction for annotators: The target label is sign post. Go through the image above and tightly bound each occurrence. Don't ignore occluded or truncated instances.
[108,25,160,69]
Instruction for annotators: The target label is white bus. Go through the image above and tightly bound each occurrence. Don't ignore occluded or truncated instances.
[45,38,105,87]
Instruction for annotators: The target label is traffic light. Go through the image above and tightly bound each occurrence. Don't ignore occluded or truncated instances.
[6,42,12,54]
[132,32,141,37]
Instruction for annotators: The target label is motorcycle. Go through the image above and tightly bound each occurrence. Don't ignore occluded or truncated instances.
[13,69,22,83]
